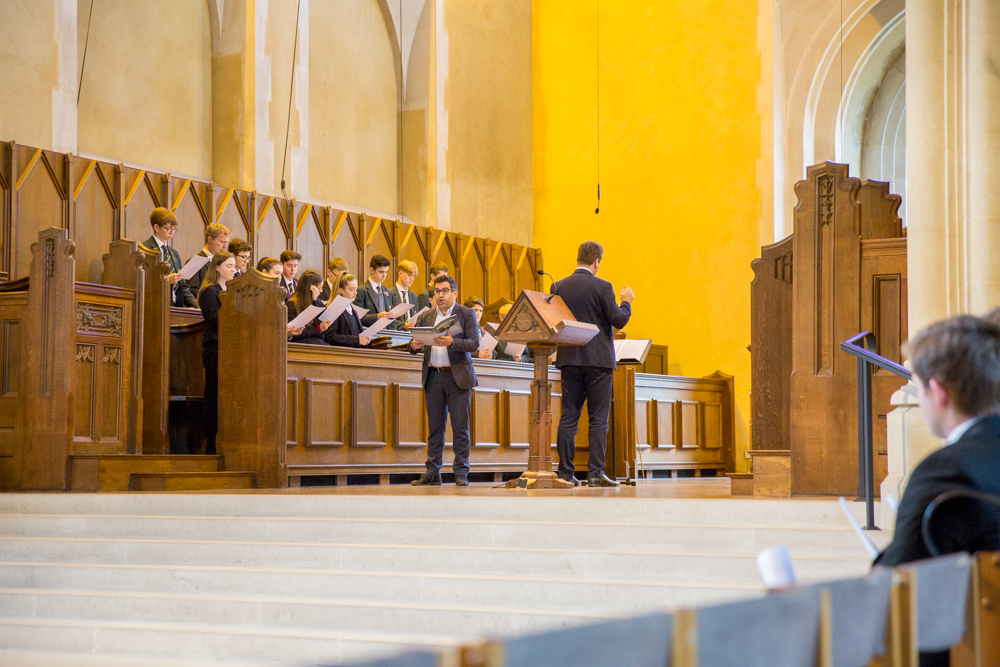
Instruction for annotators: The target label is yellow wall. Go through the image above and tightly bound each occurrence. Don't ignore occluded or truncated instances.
[76,0,212,178]
[532,0,761,468]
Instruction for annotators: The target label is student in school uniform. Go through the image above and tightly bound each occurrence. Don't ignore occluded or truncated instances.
[354,254,398,329]
[285,270,332,345]
[186,223,231,296]
[464,297,493,360]
[256,257,281,277]
[388,260,420,328]
[326,273,373,348]
[228,238,252,278]
[416,261,450,310]
[319,257,349,303]
[493,303,532,363]
[141,207,199,309]
[278,250,301,298]
[197,251,237,456]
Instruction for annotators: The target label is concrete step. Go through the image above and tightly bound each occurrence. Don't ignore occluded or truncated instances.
[128,472,255,491]
[0,536,870,585]
[0,493,884,528]
[0,515,890,557]
[0,617,461,665]
[0,561,761,611]
[0,588,616,639]
[69,455,224,493]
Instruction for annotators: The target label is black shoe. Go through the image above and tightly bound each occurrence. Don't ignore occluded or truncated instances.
[587,473,620,488]
[411,472,442,486]
[455,477,469,487]
[560,476,580,487]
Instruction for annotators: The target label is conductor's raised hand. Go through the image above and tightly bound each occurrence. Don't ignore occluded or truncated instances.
[620,286,635,303]
[433,331,453,347]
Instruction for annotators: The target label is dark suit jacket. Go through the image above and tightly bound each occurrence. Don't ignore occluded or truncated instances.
[319,278,335,303]
[327,303,367,347]
[279,276,298,299]
[416,288,433,311]
[550,268,631,369]
[387,285,418,327]
[143,236,199,308]
[408,304,480,390]
[185,249,211,297]
[354,280,398,329]
[875,414,1000,567]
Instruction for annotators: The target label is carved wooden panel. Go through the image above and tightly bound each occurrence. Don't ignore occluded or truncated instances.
[121,169,164,247]
[330,211,364,275]
[653,399,676,449]
[255,196,291,259]
[678,400,700,449]
[215,189,254,254]
[294,204,327,276]
[168,178,212,264]
[460,237,487,304]
[14,148,67,280]
[351,381,388,447]
[74,343,96,441]
[489,243,514,302]
[71,158,118,284]
[363,216,395,274]
[77,302,124,337]
[396,221,429,291]
[394,383,427,447]
[640,345,669,375]
[703,402,723,449]
[0,314,18,458]
[99,345,123,441]
[550,392,562,448]
[472,387,502,448]
[505,389,530,448]
[305,378,344,447]
[634,398,650,448]
[286,378,298,448]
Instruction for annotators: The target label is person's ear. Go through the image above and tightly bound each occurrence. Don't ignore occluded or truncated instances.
[927,378,951,409]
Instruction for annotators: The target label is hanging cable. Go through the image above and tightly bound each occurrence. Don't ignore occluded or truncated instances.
[77,0,96,105]
[399,0,404,223]
[279,0,303,197]
[595,0,601,214]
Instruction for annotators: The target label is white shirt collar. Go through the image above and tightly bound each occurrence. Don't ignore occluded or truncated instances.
[576,266,594,274]
[203,247,214,259]
[152,237,167,251]
[946,416,983,445]
[436,303,456,319]
[369,278,383,291]
[396,283,408,296]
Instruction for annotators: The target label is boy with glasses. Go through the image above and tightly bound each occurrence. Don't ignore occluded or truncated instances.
[141,207,199,309]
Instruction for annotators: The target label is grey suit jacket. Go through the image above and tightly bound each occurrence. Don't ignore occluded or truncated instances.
[409,304,480,390]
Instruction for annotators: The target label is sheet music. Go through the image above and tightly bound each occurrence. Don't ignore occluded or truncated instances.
[287,304,325,330]
[352,304,369,319]
[479,331,499,352]
[318,295,354,323]
[386,301,415,319]
[359,317,394,339]
[504,342,526,357]
[407,306,430,325]
[614,338,652,363]
[177,254,210,281]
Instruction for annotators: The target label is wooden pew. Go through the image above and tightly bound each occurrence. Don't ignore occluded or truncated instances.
[218,271,737,487]
[0,228,140,490]
[750,162,906,496]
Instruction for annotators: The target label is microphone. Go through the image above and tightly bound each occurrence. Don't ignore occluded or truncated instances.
[595,183,601,214]
[537,269,556,304]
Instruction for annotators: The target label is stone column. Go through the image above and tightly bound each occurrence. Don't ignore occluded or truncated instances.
[209,0,256,191]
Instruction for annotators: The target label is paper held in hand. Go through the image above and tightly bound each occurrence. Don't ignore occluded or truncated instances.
[287,305,325,330]
[503,342,526,357]
[409,315,460,346]
[318,295,354,322]
[614,338,652,364]
[352,304,369,319]
[479,331,499,352]
[407,306,430,325]
[359,317,394,339]
[386,301,415,319]
[176,254,210,281]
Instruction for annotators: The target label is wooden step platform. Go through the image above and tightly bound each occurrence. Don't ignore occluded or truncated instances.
[70,455,223,492]
[128,471,255,491]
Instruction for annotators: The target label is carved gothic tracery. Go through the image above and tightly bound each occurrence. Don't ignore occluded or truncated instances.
[76,302,124,337]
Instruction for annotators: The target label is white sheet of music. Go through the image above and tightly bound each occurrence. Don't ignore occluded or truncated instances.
[352,304,369,319]
[287,305,325,330]
[318,295,354,322]
[359,317,393,339]
[407,306,430,325]
[479,331,499,352]
[386,301,415,319]
[177,254,210,280]
[504,342,526,357]
[614,338,652,363]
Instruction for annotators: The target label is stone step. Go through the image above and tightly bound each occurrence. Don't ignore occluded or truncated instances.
[0,562,761,611]
[0,588,616,639]
[128,472,255,491]
[0,617,460,665]
[0,515,889,557]
[0,536,870,585]
[0,493,884,528]
[69,455,224,493]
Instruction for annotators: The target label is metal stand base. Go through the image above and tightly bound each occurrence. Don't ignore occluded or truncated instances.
[504,471,575,489]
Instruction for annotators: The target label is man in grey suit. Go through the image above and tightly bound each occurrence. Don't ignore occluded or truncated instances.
[409,274,481,486]
[354,254,399,330]
[141,207,199,308]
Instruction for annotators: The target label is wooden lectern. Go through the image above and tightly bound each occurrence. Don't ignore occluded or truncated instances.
[607,337,653,484]
[496,290,599,489]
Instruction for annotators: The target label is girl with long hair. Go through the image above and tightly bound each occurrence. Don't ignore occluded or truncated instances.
[198,251,237,455]
[327,273,372,348]
[286,270,332,345]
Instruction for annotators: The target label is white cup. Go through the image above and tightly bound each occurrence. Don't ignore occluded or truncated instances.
[756,544,796,590]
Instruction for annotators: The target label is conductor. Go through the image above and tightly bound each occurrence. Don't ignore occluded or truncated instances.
[551,241,634,487]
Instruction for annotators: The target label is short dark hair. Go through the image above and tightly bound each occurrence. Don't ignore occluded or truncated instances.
[369,254,391,270]
[904,315,1000,417]
[434,274,458,291]
[228,238,252,256]
[463,296,484,309]
[256,257,280,273]
[280,250,301,264]
[150,207,177,228]
[429,261,449,277]
[577,241,603,266]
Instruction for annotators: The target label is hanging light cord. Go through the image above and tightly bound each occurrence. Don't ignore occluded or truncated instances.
[279,0,303,196]
[595,0,601,214]
[77,0,95,105]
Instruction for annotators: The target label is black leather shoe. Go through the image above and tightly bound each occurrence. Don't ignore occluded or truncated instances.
[455,477,469,487]
[587,473,620,487]
[411,472,442,486]
[560,476,580,487]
